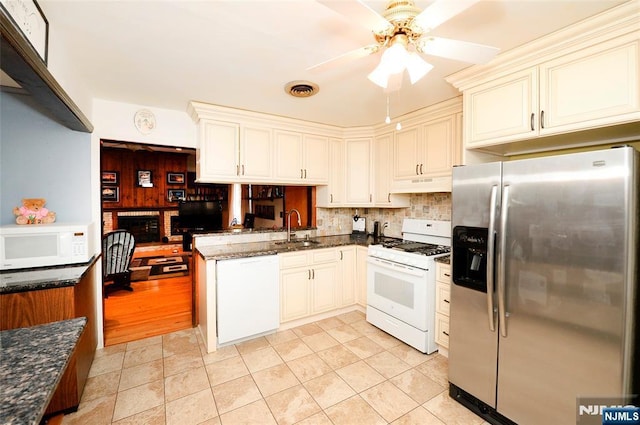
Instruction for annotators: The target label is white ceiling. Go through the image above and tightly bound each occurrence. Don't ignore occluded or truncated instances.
[38,0,628,128]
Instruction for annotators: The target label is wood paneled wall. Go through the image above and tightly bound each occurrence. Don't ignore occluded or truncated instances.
[101,147,189,209]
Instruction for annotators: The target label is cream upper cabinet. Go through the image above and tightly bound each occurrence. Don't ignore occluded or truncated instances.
[274,130,304,180]
[374,132,409,207]
[317,138,345,207]
[448,5,640,154]
[196,120,274,182]
[197,120,240,180]
[303,134,330,183]
[345,138,373,206]
[539,40,639,133]
[240,126,272,180]
[466,40,639,148]
[274,131,329,184]
[394,114,458,179]
[464,68,538,146]
[393,126,421,180]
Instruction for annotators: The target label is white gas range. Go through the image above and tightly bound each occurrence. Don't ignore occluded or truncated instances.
[366,218,451,354]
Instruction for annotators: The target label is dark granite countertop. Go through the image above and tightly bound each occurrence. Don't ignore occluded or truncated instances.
[0,317,87,425]
[435,255,450,265]
[197,233,376,261]
[0,256,97,295]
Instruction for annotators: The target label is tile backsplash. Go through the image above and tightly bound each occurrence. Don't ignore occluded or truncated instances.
[316,192,451,238]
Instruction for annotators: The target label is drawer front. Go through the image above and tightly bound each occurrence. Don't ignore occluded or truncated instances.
[437,263,451,283]
[435,312,450,348]
[279,252,310,269]
[436,281,451,315]
[311,248,337,264]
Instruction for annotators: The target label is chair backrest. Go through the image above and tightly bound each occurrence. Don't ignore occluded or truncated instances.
[102,230,136,277]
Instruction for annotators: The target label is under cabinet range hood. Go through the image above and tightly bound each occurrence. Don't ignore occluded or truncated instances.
[391,175,452,193]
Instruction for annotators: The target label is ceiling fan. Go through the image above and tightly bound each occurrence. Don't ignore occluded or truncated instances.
[311,0,500,90]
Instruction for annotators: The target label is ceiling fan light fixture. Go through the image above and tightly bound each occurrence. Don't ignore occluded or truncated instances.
[406,53,433,84]
[367,63,390,88]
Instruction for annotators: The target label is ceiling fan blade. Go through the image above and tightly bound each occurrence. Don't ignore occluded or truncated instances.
[411,0,481,33]
[316,0,393,34]
[417,36,500,64]
[307,44,379,73]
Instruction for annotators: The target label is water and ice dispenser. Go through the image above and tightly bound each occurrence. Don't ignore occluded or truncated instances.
[452,226,490,293]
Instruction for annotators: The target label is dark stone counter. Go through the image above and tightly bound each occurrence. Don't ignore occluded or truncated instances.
[435,255,451,265]
[0,317,87,425]
[197,233,376,261]
[0,256,98,295]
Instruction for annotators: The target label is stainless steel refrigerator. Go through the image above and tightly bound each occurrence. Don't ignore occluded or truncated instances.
[449,146,639,425]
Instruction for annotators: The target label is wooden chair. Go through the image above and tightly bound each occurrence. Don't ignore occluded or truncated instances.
[102,230,136,297]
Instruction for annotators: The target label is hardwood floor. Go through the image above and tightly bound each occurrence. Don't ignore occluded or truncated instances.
[103,255,193,347]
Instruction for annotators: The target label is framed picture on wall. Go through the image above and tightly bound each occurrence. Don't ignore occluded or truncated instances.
[101,171,118,185]
[167,189,185,202]
[166,172,185,184]
[137,170,153,187]
[102,186,119,202]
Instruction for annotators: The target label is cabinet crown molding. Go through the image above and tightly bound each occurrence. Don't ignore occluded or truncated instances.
[446,0,639,91]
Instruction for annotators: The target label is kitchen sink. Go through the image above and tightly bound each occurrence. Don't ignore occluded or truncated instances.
[274,239,320,247]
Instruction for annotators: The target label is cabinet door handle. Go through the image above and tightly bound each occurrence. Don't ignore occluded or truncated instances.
[301,169,304,179]
[330,194,333,203]
[416,164,419,175]
[420,164,424,175]
[312,269,315,279]
[308,269,311,280]
[340,251,343,260]
[388,193,391,203]
[530,113,535,131]
[444,299,450,304]
[369,194,372,202]
[540,110,545,129]
[242,164,245,175]
[443,331,449,336]
[444,273,451,277]
[236,165,240,176]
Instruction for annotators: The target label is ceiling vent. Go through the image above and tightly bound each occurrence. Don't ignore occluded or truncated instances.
[285,80,319,98]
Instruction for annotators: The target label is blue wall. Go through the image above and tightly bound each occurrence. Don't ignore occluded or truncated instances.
[0,91,92,225]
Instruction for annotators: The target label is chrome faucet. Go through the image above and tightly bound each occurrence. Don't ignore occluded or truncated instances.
[286,209,301,242]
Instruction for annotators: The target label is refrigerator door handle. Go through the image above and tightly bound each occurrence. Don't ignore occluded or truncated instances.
[498,184,510,337]
[486,184,498,332]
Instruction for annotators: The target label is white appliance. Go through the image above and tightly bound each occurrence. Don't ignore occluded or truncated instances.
[0,222,93,270]
[216,255,279,345]
[367,218,451,354]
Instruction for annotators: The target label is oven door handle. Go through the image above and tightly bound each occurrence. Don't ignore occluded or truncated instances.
[367,257,426,277]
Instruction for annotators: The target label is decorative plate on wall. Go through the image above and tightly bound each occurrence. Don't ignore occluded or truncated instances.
[134,109,156,135]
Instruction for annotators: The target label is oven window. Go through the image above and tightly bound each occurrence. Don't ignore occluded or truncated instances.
[373,271,415,308]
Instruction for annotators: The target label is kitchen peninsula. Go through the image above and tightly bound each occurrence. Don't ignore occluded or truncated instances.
[0,258,99,420]
[0,318,87,425]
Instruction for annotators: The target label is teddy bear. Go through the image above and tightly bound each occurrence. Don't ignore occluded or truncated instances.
[13,198,56,225]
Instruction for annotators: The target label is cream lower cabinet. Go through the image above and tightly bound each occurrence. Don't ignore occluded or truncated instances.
[435,261,451,352]
[356,246,368,307]
[338,246,356,306]
[279,248,338,323]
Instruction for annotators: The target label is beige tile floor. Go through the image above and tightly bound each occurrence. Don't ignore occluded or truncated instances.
[62,310,489,425]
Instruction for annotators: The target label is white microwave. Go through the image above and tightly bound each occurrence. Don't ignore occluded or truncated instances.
[0,222,94,270]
